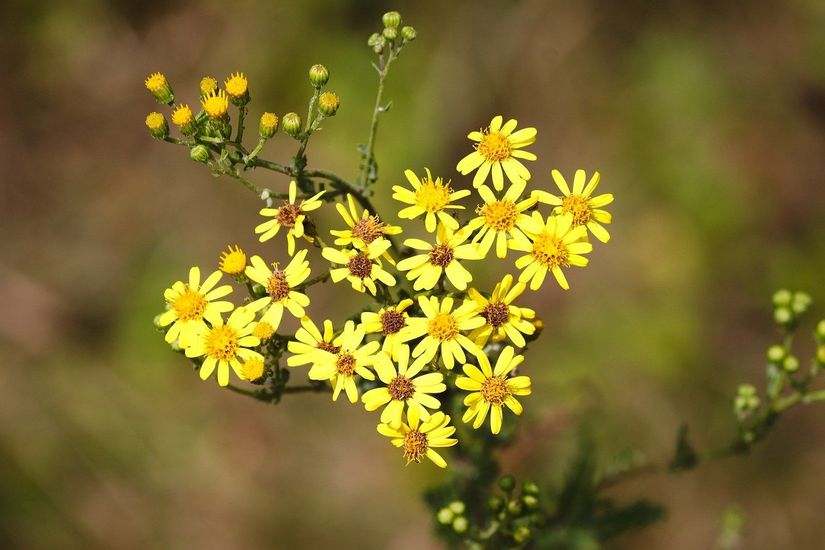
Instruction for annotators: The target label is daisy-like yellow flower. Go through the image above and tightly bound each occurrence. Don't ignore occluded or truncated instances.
[377,411,457,468]
[466,179,537,259]
[467,274,536,348]
[362,345,446,428]
[158,267,233,347]
[201,89,230,119]
[532,169,613,243]
[199,76,218,97]
[455,345,531,434]
[330,194,402,262]
[359,299,414,360]
[406,296,485,371]
[510,212,592,291]
[322,245,396,295]
[392,168,471,232]
[307,321,388,403]
[144,72,168,94]
[286,317,342,368]
[224,72,248,100]
[245,250,311,331]
[171,104,194,128]
[255,181,325,255]
[218,244,247,276]
[396,225,483,291]
[184,306,264,387]
[456,115,536,191]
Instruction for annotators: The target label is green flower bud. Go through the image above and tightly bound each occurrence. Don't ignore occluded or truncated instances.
[145,112,168,139]
[190,144,210,163]
[522,494,539,510]
[766,345,786,363]
[282,112,302,137]
[401,26,417,42]
[309,64,329,87]
[367,33,382,47]
[817,345,825,364]
[488,495,504,511]
[783,355,800,373]
[521,480,540,495]
[382,11,402,29]
[792,292,812,315]
[498,474,515,492]
[436,507,454,525]
[448,500,465,515]
[153,314,165,331]
[773,289,792,308]
[259,112,279,139]
[383,27,398,41]
[817,320,825,341]
[452,516,468,534]
[506,499,523,516]
[513,526,531,544]
[318,92,340,117]
[372,35,387,53]
[774,307,793,325]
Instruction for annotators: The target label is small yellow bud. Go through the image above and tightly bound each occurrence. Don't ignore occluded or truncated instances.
[171,104,196,135]
[252,321,276,341]
[202,89,230,119]
[309,64,329,87]
[224,72,249,104]
[145,112,168,139]
[282,112,302,137]
[199,76,218,97]
[259,112,279,139]
[145,72,174,104]
[219,244,247,275]
[240,358,266,382]
[318,92,340,117]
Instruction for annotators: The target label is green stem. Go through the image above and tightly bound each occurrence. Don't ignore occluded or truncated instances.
[226,169,262,196]
[358,50,396,191]
[236,104,247,143]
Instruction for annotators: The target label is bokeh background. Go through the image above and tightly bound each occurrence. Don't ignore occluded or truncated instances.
[2,0,825,548]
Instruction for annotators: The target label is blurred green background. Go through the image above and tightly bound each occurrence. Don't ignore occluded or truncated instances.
[2,0,825,548]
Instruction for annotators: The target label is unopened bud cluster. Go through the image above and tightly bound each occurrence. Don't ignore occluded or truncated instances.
[368,11,417,55]
[772,289,812,328]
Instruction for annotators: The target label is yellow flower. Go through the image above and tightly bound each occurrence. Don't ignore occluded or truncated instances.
[510,212,592,291]
[359,299,415,360]
[466,179,537,259]
[330,194,402,262]
[377,411,457,468]
[199,76,218,96]
[456,115,536,191]
[240,357,266,382]
[218,244,247,275]
[255,181,325,255]
[184,306,263,387]
[224,72,248,99]
[287,317,342,368]
[406,296,485,371]
[158,267,233,347]
[532,169,613,243]
[252,321,276,341]
[392,168,470,232]
[322,245,397,296]
[145,112,166,131]
[363,345,446,428]
[467,275,536,348]
[307,321,388,403]
[201,89,230,119]
[396,225,482,291]
[171,104,194,128]
[245,250,311,331]
[144,72,168,93]
[455,346,531,434]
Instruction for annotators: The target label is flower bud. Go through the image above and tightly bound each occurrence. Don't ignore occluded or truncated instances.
[309,64,329,87]
[817,345,825,364]
[224,72,249,105]
[282,112,302,137]
[372,35,387,53]
[259,112,279,139]
[513,526,531,544]
[782,355,800,373]
[382,11,401,29]
[145,72,174,104]
[522,480,540,495]
[318,92,340,117]
[773,289,792,307]
[766,345,786,363]
[498,474,515,492]
[199,76,218,97]
[791,292,812,315]
[145,112,168,139]
[401,26,417,42]
[451,516,468,534]
[367,33,382,47]
[253,321,275,341]
[487,495,504,511]
[817,320,825,342]
[448,500,465,515]
[190,144,210,163]
[436,507,454,525]
[506,499,523,516]
[774,307,792,326]
[734,384,760,419]
[383,27,398,41]
[522,494,539,510]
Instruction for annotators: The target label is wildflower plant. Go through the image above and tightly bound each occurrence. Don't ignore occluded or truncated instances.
[147,10,825,548]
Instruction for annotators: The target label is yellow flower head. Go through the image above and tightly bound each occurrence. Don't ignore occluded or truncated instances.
[144,72,167,93]
[363,344,446,429]
[145,112,166,131]
[396,225,483,291]
[224,72,248,99]
[184,306,263,387]
[199,76,218,96]
[377,411,457,468]
[259,112,279,138]
[201,89,230,119]
[255,181,326,256]
[456,115,536,191]
[322,244,397,296]
[331,194,402,262]
[252,321,276,341]
[158,267,234,347]
[468,275,536,348]
[359,299,415,361]
[392,168,470,232]
[287,317,343,368]
[466,179,537,259]
[244,250,311,331]
[405,296,485,371]
[510,212,593,291]
[532,169,614,243]
[240,357,266,382]
[171,104,194,127]
[307,321,388,403]
[456,346,531,434]
[218,244,247,275]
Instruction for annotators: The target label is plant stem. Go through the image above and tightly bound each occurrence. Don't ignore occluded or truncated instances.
[236,104,247,143]
[358,50,396,192]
